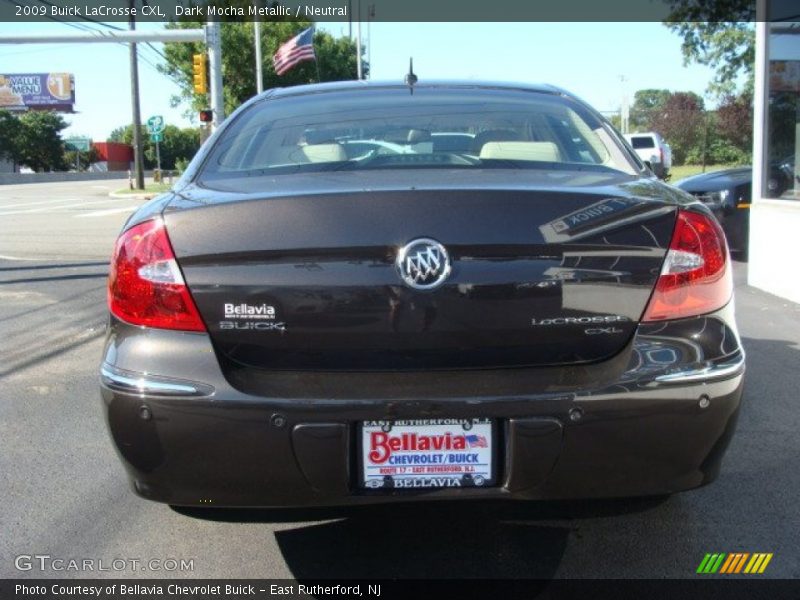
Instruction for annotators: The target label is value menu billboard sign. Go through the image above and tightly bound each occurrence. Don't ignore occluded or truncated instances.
[0,73,75,111]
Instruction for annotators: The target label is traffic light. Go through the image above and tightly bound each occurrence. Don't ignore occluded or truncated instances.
[199,109,213,123]
[192,53,207,95]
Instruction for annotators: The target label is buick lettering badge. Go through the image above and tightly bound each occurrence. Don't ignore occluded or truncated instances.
[396,238,451,290]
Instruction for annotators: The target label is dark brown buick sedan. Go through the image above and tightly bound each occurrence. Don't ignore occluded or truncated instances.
[100,81,744,507]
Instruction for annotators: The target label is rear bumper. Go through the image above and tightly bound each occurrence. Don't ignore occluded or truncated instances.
[100,307,745,507]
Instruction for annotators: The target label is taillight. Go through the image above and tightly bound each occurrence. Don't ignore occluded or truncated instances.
[108,218,206,332]
[642,209,732,322]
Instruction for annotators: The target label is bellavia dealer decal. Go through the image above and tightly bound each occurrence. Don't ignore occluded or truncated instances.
[219,302,286,332]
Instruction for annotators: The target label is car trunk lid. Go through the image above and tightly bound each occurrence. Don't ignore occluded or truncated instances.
[165,171,676,370]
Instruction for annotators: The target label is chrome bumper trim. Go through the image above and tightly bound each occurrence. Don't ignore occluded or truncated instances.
[653,351,745,384]
[100,364,214,397]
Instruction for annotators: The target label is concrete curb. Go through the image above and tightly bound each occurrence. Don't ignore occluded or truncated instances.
[108,190,163,200]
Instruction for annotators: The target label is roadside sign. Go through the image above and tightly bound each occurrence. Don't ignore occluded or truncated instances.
[65,137,91,152]
[150,132,163,143]
[146,115,165,134]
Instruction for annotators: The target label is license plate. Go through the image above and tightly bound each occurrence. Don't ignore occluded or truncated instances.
[360,418,494,489]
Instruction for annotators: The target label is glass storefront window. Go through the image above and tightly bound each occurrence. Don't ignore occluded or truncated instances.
[766,24,800,200]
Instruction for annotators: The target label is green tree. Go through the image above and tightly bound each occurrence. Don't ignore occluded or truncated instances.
[682,110,747,167]
[627,90,707,165]
[0,110,22,163]
[107,124,201,170]
[629,89,672,130]
[63,145,99,172]
[145,125,201,170]
[107,126,128,143]
[160,7,365,116]
[16,111,68,172]
[716,91,753,156]
[607,113,622,131]
[663,1,755,96]
[650,92,706,165]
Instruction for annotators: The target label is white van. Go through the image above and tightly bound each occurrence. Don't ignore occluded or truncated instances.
[624,132,672,179]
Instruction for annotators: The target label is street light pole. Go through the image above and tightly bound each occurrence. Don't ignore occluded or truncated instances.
[128,3,145,190]
[254,20,263,94]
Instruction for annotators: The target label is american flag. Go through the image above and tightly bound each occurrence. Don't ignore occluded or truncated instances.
[272,27,316,76]
[466,434,488,448]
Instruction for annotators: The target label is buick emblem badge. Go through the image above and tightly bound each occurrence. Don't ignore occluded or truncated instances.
[396,238,451,290]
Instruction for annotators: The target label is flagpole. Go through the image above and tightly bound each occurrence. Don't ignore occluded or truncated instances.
[313,28,321,83]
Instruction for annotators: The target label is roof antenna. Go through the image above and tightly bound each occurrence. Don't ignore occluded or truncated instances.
[404,58,417,94]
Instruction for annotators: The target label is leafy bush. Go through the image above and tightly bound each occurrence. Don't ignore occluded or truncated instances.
[108,125,201,170]
[174,157,190,174]
[684,140,750,166]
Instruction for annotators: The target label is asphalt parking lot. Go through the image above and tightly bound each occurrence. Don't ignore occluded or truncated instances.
[0,179,798,580]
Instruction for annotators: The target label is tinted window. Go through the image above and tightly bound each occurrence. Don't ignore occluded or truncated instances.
[630,136,656,149]
[198,87,637,184]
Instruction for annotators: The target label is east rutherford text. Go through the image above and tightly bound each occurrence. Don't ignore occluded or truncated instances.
[271,584,380,596]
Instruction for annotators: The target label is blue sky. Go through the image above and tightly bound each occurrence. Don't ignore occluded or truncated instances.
[0,21,722,140]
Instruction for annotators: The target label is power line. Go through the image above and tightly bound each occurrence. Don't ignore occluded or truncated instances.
[28,0,169,67]
[145,42,167,61]
[33,0,169,58]
[6,0,89,32]
[138,0,168,61]
[21,0,167,71]
[31,0,125,30]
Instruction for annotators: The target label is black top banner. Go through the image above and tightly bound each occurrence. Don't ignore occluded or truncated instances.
[0,0,777,23]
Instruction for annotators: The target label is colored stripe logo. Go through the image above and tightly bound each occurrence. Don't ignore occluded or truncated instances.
[697,553,773,574]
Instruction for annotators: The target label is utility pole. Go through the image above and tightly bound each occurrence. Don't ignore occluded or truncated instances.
[253,1,263,94]
[367,4,375,76]
[619,75,630,135]
[129,3,145,190]
[356,0,362,80]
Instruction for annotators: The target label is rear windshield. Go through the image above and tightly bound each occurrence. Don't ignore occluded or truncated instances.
[198,87,638,184]
[629,136,656,149]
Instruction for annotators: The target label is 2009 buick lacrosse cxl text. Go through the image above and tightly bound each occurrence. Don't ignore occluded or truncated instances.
[100,81,744,507]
